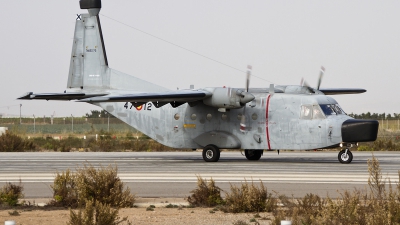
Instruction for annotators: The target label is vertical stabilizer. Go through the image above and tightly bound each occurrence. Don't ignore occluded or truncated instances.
[67,0,169,93]
[67,12,110,90]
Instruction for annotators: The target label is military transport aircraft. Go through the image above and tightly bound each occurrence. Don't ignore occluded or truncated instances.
[18,0,379,163]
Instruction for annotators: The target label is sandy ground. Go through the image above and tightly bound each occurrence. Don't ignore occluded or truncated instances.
[0,198,274,225]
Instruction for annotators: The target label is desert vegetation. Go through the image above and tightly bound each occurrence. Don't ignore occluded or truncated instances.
[0,181,24,207]
[0,130,190,152]
[186,155,400,225]
[0,156,399,224]
[49,163,135,225]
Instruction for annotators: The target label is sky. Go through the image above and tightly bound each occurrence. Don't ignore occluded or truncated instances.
[1,1,400,117]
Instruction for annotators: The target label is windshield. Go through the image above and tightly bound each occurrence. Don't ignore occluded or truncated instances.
[320,104,346,116]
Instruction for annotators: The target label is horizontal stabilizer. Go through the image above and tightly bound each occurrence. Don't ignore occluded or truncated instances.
[77,90,211,103]
[18,92,107,101]
[319,88,366,95]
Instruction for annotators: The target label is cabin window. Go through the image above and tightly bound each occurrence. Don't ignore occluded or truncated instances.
[206,114,212,121]
[191,114,197,120]
[300,105,313,119]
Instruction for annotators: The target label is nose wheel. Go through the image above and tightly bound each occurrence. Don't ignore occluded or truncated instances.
[338,148,353,164]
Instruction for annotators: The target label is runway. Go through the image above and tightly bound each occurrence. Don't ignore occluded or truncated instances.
[0,151,399,198]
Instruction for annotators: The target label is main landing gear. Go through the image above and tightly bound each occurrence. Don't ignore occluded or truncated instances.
[202,145,220,162]
[244,149,263,161]
[338,148,353,164]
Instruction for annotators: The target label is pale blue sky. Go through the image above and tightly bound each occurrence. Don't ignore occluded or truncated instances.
[1,1,399,117]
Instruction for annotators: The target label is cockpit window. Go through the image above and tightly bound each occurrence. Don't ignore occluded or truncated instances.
[334,104,346,114]
[313,105,325,119]
[300,105,325,120]
[300,105,312,119]
[320,104,346,116]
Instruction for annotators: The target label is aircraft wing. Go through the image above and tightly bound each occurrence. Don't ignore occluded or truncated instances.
[77,90,211,103]
[17,92,108,100]
[319,88,366,95]
[18,90,211,108]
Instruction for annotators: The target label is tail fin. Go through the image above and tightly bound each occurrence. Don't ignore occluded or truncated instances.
[67,14,110,90]
[67,1,168,93]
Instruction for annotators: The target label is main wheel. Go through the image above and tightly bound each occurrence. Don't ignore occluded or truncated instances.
[245,150,262,161]
[338,149,353,164]
[202,145,220,162]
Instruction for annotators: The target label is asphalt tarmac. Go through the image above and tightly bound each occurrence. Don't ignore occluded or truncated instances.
[0,151,399,198]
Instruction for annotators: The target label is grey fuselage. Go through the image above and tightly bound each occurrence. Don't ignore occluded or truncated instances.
[97,92,350,150]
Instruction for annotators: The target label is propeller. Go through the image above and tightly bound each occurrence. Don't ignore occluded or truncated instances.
[301,66,325,92]
[240,65,252,133]
[317,66,325,90]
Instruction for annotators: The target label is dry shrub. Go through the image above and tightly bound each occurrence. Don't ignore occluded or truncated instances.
[75,164,135,208]
[272,155,400,225]
[49,169,78,207]
[68,199,131,225]
[368,154,384,199]
[49,164,135,208]
[0,181,24,206]
[0,131,25,152]
[224,180,276,213]
[186,176,224,207]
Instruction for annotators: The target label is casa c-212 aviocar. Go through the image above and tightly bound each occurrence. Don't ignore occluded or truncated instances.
[19,0,379,164]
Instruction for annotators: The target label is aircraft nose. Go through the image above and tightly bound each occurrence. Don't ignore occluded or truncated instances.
[341,119,379,142]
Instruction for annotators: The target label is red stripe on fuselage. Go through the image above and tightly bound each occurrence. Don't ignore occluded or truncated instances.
[266,94,271,150]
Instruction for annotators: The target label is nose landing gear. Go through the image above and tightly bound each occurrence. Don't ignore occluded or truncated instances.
[338,147,353,164]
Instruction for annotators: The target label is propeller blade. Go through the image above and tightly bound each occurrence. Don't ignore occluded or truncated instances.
[246,65,251,92]
[240,65,252,133]
[317,66,325,90]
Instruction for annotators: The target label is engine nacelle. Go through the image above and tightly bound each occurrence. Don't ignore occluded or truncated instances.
[202,87,254,109]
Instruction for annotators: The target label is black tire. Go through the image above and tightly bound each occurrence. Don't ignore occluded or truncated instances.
[202,145,220,162]
[245,149,262,161]
[338,149,353,164]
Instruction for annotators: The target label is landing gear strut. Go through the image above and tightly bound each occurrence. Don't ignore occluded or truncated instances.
[202,145,220,162]
[338,148,353,164]
[244,150,263,161]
